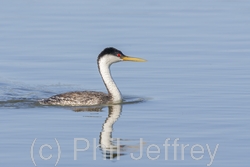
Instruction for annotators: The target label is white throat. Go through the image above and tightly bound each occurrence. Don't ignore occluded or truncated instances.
[98,56,122,103]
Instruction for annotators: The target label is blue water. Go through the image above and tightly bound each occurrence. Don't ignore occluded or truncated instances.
[1,0,250,166]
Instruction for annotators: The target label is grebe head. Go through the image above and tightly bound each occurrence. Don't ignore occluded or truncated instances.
[98,47,146,66]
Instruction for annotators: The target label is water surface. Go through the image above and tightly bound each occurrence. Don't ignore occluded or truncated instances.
[1,0,250,166]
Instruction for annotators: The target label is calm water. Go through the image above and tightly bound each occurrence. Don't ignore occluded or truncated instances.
[1,0,250,166]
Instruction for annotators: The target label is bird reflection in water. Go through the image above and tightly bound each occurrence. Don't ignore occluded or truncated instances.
[99,104,125,159]
[71,101,145,160]
[74,104,143,160]
[99,104,145,160]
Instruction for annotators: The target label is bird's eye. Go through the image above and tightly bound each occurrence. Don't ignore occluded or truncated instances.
[117,53,121,57]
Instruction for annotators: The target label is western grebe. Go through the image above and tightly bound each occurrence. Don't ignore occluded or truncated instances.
[39,47,146,106]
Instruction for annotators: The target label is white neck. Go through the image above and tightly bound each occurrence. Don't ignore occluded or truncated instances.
[98,57,122,103]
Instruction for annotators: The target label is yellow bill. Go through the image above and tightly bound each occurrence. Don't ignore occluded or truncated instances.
[122,56,147,62]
